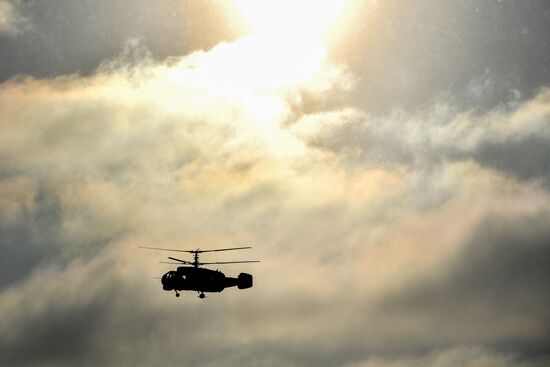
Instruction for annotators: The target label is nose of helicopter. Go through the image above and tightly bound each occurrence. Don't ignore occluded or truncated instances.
[161,271,176,290]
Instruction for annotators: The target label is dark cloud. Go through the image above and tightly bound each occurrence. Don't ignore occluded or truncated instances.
[0,0,242,82]
[0,255,149,367]
[0,181,126,291]
[473,136,550,186]
[379,212,550,358]
[333,0,550,114]
[0,185,63,289]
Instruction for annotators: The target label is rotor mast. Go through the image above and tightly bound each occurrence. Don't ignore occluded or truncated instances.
[192,250,200,268]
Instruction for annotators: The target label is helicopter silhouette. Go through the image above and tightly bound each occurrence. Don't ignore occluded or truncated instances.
[139,245,259,299]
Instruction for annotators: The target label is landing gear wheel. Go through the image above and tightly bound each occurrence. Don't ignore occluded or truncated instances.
[199,293,206,299]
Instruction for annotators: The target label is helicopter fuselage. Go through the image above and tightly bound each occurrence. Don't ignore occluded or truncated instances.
[161,266,253,295]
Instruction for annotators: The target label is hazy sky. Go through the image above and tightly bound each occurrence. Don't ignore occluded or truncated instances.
[1,1,550,366]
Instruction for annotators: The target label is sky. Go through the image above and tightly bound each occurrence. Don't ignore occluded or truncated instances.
[1,0,550,366]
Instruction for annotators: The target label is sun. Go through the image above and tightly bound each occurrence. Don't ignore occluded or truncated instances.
[233,0,347,42]
[225,0,349,92]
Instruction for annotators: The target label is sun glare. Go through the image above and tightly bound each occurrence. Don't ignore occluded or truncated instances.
[156,1,351,156]
[234,0,347,41]
[220,0,349,95]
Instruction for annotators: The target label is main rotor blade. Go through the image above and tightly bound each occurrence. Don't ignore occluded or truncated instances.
[139,245,195,253]
[200,260,260,265]
[168,256,190,264]
[159,261,185,265]
[139,245,252,253]
[195,246,252,253]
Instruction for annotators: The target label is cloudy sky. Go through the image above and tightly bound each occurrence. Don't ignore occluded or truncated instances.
[1,1,550,366]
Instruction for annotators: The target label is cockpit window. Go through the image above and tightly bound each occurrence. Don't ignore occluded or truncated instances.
[163,271,176,281]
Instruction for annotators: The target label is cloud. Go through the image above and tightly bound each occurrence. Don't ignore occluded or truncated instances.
[0,0,28,35]
[292,88,550,185]
[376,208,550,352]
[332,0,550,114]
[344,346,550,367]
[1,34,550,367]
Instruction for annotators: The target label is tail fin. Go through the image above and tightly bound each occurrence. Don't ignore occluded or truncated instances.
[237,273,253,289]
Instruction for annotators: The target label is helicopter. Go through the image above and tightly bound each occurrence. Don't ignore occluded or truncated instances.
[139,245,259,299]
